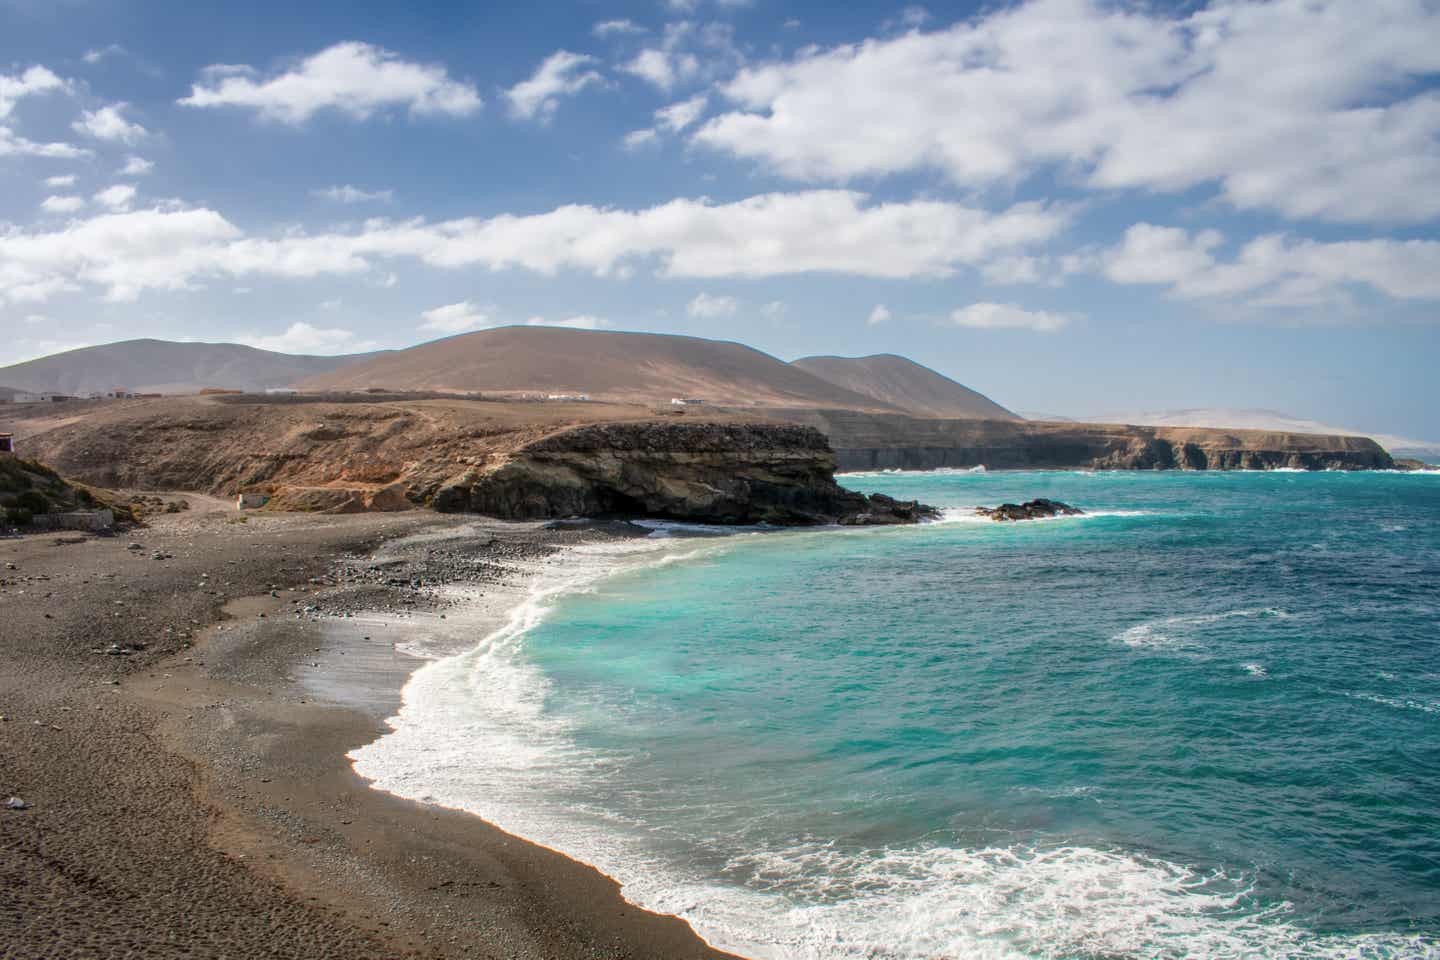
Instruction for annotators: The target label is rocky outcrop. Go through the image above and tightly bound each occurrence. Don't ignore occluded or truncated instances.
[975,499,1083,521]
[767,409,1395,472]
[11,397,936,525]
[432,422,938,525]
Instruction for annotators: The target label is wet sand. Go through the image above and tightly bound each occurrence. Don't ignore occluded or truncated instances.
[0,502,735,959]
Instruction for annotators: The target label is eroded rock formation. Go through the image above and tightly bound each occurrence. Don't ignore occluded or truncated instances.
[432,422,938,525]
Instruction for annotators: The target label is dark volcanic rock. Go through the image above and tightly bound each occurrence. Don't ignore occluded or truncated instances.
[975,498,1084,522]
[435,421,940,526]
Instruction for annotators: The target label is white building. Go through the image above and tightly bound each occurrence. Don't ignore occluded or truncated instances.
[670,397,706,406]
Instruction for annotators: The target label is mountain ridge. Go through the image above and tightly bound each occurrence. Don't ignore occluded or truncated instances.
[0,339,381,396]
[791,353,1019,421]
[297,326,906,411]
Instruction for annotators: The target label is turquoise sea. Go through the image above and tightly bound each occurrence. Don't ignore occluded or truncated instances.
[353,471,1440,959]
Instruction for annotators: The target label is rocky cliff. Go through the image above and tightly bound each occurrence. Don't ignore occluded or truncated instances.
[432,421,934,524]
[7,396,932,524]
[769,409,1394,472]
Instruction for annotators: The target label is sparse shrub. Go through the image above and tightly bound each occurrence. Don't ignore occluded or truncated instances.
[5,507,32,526]
[14,490,50,514]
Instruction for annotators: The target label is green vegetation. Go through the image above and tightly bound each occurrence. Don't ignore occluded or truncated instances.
[0,457,132,528]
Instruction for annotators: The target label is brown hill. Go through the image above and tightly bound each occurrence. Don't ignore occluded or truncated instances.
[298,327,901,411]
[791,354,1020,420]
[0,339,378,396]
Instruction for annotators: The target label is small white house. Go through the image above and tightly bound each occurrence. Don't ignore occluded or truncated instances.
[670,397,706,406]
[12,392,50,404]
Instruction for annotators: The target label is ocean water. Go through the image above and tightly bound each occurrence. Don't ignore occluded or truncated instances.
[351,471,1440,959]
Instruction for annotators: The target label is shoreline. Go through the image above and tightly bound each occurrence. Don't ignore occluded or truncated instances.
[1,504,737,959]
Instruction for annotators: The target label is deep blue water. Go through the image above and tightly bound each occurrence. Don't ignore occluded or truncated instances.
[355,471,1440,959]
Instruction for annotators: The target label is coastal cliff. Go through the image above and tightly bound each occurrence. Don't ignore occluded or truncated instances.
[432,421,932,524]
[8,396,931,524]
[768,409,1394,472]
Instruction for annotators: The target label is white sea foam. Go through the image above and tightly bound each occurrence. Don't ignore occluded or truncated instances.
[350,549,1433,960]
[838,465,987,478]
[1344,691,1440,716]
[1115,608,1293,649]
[1243,662,1269,678]
[937,507,1153,526]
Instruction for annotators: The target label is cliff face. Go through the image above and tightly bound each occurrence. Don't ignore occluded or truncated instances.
[770,410,1394,472]
[432,422,934,524]
[8,397,932,524]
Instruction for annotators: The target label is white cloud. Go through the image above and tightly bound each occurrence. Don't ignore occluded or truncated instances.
[236,321,365,354]
[622,128,660,150]
[420,300,493,333]
[72,103,147,144]
[532,314,610,330]
[621,48,698,91]
[43,174,77,188]
[760,299,786,320]
[40,195,84,214]
[179,41,482,124]
[1104,223,1440,306]
[655,93,707,133]
[867,304,891,325]
[0,125,88,159]
[695,0,1440,225]
[313,184,394,204]
[92,184,137,210]
[82,44,128,65]
[951,302,1073,332]
[118,156,153,176]
[505,51,603,122]
[0,65,67,119]
[593,19,646,37]
[687,291,738,317]
[0,192,1065,307]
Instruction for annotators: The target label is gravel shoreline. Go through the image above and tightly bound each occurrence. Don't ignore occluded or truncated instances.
[0,503,735,959]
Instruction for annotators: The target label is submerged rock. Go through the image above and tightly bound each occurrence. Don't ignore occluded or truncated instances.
[975,498,1084,522]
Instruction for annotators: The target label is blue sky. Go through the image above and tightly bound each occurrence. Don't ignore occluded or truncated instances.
[1,0,1438,440]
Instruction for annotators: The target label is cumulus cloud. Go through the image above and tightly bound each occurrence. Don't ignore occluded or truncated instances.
[118,156,153,176]
[419,300,493,333]
[593,19,646,37]
[622,49,693,91]
[1103,223,1440,306]
[622,128,660,150]
[0,65,67,119]
[236,321,366,354]
[178,42,482,124]
[867,304,891,325]
[655,93,707,133]
[92,184,137,210]
[761,299,786,320]
[695,0,1440,224]
[505,51,603,121]
[44,174,77,188]
[40,195,84,214]
[951,302,1073,332]
[0,192,1065,307]
[313,184,394,204]
[0,126,88,159]
[687,291,738,317]
[72,104,147,143]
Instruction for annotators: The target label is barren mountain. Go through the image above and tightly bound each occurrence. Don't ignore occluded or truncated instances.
[791,354,1020,420]
[0,340,378,396]
[298,327,901,411]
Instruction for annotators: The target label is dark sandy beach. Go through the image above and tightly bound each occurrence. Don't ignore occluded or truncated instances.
[0,499,735,959]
